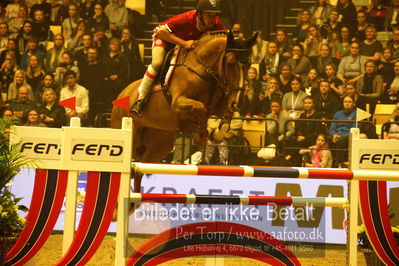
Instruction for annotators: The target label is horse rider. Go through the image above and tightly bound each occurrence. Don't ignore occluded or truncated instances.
[130,0,226,117]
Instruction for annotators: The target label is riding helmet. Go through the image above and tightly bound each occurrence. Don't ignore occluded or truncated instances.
[195,0,221,13]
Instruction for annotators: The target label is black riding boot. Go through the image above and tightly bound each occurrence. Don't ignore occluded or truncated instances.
[130,99,145,117]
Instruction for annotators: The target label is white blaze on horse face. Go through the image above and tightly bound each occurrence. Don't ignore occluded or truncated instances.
[231,62,245,112]
[238,62,244,88]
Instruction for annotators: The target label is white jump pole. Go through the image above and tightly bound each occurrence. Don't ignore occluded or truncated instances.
[115,117,133,266]
[62,117,81,255]
[348,128,360,266]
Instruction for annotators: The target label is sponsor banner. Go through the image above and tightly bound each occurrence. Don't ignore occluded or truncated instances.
[11,170,399,244]
[10,127,62,170]
[70,139,124,162]
[352,138,399,171]
[359,150,399,170]
[62,127,131,172]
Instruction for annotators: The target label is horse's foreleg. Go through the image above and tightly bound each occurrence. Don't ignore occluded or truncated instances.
[174,96,207,120]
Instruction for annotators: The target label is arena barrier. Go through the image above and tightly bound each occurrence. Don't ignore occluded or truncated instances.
[6,117,399,265]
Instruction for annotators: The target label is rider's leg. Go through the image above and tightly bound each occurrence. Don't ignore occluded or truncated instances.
[130,46,166,117]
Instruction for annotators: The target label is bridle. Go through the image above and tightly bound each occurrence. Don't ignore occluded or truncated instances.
[172,44,250,113]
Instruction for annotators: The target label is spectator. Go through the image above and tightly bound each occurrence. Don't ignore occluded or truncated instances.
[354,10,370,41]
[345,82,374,113]
[0,5,6,24]
[31,9,50,42]
[255,76,282,115]
[367,0,388,31]
[260,41,280,81]
[383,104,399,139]
[120,27,145,82]
[15,20,33,56]
[62,3,82,41]
[45,33,66,73]
[39,87,67,128]
[303,26,327,64]
[25,53,44,100]
[359,25,383,62]
[231,23,244,39]
[381,61,399,104]
[356,60,383,100]
[320,9,342,41]
[309,0,333,27]
[303,68,320,95]
[29,0,51,22]
[266,99,295,147]
[384,0,399,30]
[0,39,20,66]
[79,0,95,20]
[67,20,87,51]
[282,76,307,119]
[104,0,128,34]
[73,32,92,66]
[6,85,36,121]
[54,50,79,90]
[251,30,268,64]
[87,3,109,35]
[92,25,109,56]
[55,0,70,25]
[79,46,107,125]
[324,62,344,97]
[275,29,292,62]
[295,96,325,149]
[337,41,367,84]
[336,0,357,34]
[313,79,341,119]
[294,9,313,44]
[20,37,44,70]
[5,0,22,21]
[240,66,263,116]
[331,26,351,62]
[277,62,295,94]
[7,69,33,101]
[101,37,128,100]
[0,22,9,53]
[0,107,14,118]
[378,47,395,85]
[0,51,18,95]
[329,95,356,167]
[315,44,333,74]
[287,44,312,80]
[37,72,57,100]
[299,133,333,167]
[60,70,89,121]
[386,28,399,61]
[8,5,29,37]
[24,108,46,127]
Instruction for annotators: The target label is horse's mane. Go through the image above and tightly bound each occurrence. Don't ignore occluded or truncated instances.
[197,31,227,46]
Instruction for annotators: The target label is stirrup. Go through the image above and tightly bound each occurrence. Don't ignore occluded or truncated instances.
[130,99,145,118]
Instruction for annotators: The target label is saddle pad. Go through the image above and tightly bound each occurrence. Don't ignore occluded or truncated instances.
[164,46,182,87]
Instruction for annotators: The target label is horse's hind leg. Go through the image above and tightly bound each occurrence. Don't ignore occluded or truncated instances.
[133,128,175,191]
[129,129,175,214]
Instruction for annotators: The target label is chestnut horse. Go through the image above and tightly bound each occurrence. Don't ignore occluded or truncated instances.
[111,31,257,192]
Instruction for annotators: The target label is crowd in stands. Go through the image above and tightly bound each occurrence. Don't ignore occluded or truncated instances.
[204,0,399,168]
[0,0,144,127]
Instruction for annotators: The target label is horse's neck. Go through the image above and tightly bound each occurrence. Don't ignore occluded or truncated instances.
[194,38,225,68]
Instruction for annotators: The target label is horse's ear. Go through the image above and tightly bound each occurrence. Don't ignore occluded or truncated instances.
[226,30,234,49]
[246,32,258,48]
